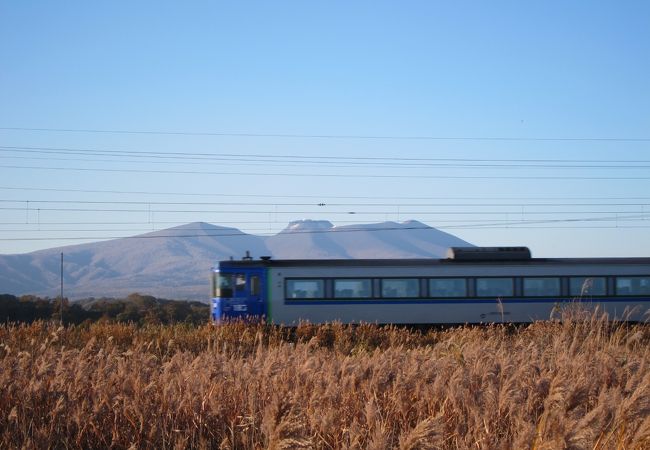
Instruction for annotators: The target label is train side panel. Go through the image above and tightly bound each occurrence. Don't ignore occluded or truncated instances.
[265,262,650,325]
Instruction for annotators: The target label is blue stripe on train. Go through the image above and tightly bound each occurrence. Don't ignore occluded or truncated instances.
[283,296,650,306]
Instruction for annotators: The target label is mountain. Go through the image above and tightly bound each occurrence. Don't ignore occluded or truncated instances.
[266,220,470,259]
[0,220,473,300]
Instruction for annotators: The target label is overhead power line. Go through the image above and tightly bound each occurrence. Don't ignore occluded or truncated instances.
[2,199,649,207]
[3,216,648,227]
[1,126,649,142]
[3,164,650,180]
[4,152,650,170]
[2,206,648,215]
[1,214,649,241]
[2,185,649,201]
[2,145,650,168]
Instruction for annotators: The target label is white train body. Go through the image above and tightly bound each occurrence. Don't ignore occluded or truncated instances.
[211,248,650,325]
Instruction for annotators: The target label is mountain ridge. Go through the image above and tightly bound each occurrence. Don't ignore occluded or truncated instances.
[0,220,473,300]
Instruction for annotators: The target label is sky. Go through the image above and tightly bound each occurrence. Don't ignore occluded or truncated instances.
[0,1,649,257]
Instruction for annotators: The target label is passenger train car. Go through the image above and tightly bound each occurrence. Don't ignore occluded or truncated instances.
[210,247,650,325]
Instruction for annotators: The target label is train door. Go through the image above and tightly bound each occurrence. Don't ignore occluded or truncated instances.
[244,268,265,318]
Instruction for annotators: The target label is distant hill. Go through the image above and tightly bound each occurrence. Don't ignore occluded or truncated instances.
[0,220,473,300]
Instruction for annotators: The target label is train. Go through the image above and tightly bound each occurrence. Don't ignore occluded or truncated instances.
[210,247,650,325]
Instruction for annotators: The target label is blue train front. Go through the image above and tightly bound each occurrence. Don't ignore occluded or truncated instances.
[211,257,269,323]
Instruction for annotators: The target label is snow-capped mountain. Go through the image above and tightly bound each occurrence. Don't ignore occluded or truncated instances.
[267,220,470,259]
[0,220,473,300]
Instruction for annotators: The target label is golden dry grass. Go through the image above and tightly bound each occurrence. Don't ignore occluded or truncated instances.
[1,313,649,449]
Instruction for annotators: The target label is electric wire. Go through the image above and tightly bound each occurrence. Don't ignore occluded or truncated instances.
[2,186,649,201]
[2,130,648,251]
[1,214,649,241]
[3,164,650,180]
[2,145,650,168]
[5,153,650,170]
[2,206,648,215]
[2,126,649,142]
[2,199,649,207]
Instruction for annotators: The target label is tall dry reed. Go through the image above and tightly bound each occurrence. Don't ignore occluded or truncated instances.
[1,313,649,449]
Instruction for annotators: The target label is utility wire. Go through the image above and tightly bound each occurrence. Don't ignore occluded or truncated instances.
[2,186,648,201]
[3,164,650,180]
[2,199,649,207]
[2,206,647,215]
[3,215,650,233]
[3,216,648,227]
[2,145,650,167]
[1,214,649,241]
[2,126,649,142]
[0,156,645,170]
[4,152,650,170]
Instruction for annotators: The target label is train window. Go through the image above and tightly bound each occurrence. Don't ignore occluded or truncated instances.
[381,279,420,298]
[286,279,324,299]
[523,278,561,297]
[429,278,467,297]
[569,277,606,297]
[476,278,514,297]
[216,273,237,297]
[334,279,372,299]
[616,277,650,295]
[235,274,246,292]
[250,275,261,296]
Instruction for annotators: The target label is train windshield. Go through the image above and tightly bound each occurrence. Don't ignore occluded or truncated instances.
[214,272,246,297]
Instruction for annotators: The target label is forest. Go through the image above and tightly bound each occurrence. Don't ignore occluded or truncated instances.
[0,293,209,325]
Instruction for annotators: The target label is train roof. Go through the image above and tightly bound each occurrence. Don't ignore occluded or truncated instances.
[217,256,650,269]
[216,247,649,269]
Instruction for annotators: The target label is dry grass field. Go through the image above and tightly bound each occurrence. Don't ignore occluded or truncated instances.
[1,312,649,449]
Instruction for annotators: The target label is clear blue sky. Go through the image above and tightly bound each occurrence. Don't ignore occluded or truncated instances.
[1,1,649,257]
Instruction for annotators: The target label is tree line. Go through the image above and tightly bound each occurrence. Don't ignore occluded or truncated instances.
[0,293,209,326]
